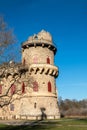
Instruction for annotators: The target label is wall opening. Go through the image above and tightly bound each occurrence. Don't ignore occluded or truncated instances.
[48,81,52,92]
[34,102,37,108]
[0,85,2,94]
[33,56,38,63]
[11,84,16,95]
[22,82,25,94]
[33,81,38,92]
[47,57,50,64]
[23,58,26,66]
[10,104,14,111]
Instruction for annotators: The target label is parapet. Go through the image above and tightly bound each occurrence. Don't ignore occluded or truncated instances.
[22,30,57,54]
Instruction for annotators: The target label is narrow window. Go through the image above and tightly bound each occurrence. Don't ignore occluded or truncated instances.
[34,102,37,108]
[10,104,14,111]
[23,58,26,66]
[0,85,2,94]
[22,82,25,93]
[33,81,38,92]
[11,84,16,95]
[47,57,50,64]
[48,81,52,92]
[33,56,38,63]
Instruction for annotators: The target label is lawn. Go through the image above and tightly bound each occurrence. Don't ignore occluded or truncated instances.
[0,118,87,130]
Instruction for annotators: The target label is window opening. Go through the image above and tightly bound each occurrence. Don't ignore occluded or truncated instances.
[33,81,38,92]
[10,104,14,111]
[34,102,37,108]
[33,56,38,63]
[48,81,52,92]
[34,35,38,40]
[23,58,26,66]
[0,85,2,94]
[11,84,16,95]
[22,82,25,93]
[47,57,50,64]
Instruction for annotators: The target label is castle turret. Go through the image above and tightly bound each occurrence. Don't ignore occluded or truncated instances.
[21,30,60,119]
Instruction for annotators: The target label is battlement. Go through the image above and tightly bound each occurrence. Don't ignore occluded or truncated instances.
[22,30,57,55]
[0,62,28,78]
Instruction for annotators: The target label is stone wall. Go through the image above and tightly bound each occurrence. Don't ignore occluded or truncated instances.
[22,46,54,67]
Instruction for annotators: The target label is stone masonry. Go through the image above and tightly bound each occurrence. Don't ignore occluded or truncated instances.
[0,30,60,120]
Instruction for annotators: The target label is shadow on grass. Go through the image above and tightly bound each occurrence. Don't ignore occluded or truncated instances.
[1,118,87,130]
[0,107,48,130]
[0,121,50,130]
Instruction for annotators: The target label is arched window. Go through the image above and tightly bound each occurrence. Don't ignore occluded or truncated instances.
[11,84,16,95]
[22,82,25,94]
[47,57,50,64]
[33,56,38,63]
[33,81,38,92]
[0,85,2,94]
[48,81,52,92]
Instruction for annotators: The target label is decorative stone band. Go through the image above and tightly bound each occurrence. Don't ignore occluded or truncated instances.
[29,64,58,78]
[22,39,57,54]
[23,93,57,98]
[0,63,58,78]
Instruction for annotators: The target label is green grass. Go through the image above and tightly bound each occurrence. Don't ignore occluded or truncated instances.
[0,118,87,130]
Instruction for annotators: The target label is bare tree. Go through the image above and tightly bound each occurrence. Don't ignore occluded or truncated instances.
[0,15,16,63]
[0,62,35,109]
[59,97,87,118]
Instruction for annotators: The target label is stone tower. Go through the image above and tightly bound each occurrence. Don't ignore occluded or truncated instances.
[22,30,60,119]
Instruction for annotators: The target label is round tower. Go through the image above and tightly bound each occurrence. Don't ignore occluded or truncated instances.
[21,30,60,119]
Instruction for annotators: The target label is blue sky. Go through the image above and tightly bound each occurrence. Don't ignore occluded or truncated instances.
[0,0,87,100]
